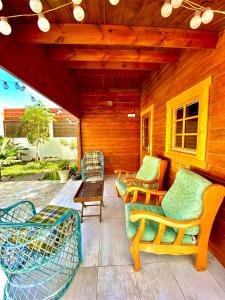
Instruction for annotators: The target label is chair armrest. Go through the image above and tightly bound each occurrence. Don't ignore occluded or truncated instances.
[0,200,36,223]
[124,178,157,185]
[130,210,200,229]
[125,186,166,204]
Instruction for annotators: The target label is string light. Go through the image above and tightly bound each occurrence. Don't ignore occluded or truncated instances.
[0,17,11,35]
[38,13,50,32]
[190,10,201,29]
[161,0,225,29]
[0,0,3,11]
[109,0,120,5]
[29,0,42,14]
[161,0,173,18]
[73,5,85,22]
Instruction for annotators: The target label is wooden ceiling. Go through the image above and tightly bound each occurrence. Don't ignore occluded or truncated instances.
[2,0,224,91]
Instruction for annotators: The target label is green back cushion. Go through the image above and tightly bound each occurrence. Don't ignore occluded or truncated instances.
[161,168,212,235]
[136,156,161,182]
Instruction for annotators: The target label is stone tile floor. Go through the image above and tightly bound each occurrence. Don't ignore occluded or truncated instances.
[0,180,64,211]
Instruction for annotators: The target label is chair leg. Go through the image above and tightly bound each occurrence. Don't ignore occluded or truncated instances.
[115,186,120,197]
[130,242,141,272]
[195,247,208,271]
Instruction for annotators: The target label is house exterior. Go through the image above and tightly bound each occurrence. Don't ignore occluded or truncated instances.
[0,108,79,161]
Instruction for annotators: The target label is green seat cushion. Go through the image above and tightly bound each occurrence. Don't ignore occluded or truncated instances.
[161,168,212,235]
[125,203,192,243]
[115,179,129,196]
[136,156,161,182]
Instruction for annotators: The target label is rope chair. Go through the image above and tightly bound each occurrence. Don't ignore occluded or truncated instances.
[0,201,82,300]
[81,151,104,180]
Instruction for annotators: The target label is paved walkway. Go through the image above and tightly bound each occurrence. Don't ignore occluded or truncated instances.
[0,180,64,211]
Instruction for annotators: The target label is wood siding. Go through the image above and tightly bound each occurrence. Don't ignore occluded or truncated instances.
[141,32,225,267]
[80,92,140,174]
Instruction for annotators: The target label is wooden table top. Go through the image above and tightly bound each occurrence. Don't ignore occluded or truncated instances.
[74,180,104,203]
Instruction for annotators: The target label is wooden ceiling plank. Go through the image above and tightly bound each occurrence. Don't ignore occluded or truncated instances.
[14,24,218,49]
[48,48,180,63]
[65,61,160,70]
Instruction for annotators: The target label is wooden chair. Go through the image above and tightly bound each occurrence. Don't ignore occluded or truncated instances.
[125,168,225,272]
[114,155,168,203]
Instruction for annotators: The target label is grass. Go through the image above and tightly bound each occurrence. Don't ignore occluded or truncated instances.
[1,161,63,178]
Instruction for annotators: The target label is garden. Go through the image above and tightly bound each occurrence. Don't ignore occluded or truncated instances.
[0,104,79,182]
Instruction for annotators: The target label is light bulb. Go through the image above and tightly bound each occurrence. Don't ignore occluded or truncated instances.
[38,13,50,32]
[202,7,214,24]
[73,5,85,22]
[190,11,202,29]
[29,0,42,13]
[171,0,183,9]
[161,0,173,18]
[109,0,120,5]
[72,0,82,4]
[0,17,12,35]
[0,1,3,11]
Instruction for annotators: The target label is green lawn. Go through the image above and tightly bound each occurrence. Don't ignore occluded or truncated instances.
[1,161,63,178]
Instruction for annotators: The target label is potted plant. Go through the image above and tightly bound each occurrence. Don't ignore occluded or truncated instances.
[57,160,70,183]
[69,161,81,180]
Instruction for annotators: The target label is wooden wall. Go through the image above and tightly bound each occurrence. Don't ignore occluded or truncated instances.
[141,31,225,267]
[0,36,80,118]
[80,91,140,174]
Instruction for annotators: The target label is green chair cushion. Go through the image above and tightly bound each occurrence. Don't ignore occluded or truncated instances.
[136,156,161,182]
[115,179,129,196]
[161,168,212,235]
[125,203,193,244]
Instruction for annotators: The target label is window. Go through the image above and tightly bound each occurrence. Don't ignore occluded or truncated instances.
[165,77,211,169]
[142,114,149,149]
[4,121,26,138]
[53,121,76,137]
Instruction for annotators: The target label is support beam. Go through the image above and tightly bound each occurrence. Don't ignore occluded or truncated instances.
[14,24,218,49]
[48,48,180,63]
[65,61,160,70]
[73,69,150,77]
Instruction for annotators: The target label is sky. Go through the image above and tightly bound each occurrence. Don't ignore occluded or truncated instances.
[0,68,59,109]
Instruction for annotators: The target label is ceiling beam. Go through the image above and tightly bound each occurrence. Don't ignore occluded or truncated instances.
[73,69,150,77]
[65,61,160,70]
[48,48,180,63]
[14,24,218,49]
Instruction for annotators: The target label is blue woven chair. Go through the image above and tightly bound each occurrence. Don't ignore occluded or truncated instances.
[0,201,82,300]
[81,151,104,180]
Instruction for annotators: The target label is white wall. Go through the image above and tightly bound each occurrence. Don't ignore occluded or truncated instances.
[14,137,77,161]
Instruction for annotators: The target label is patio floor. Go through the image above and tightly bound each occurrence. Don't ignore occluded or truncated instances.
[0,180,64,211]
[60,176,225,300]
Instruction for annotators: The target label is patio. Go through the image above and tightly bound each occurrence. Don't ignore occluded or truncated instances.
[52,176,225,300]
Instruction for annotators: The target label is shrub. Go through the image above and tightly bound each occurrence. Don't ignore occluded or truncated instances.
[58,160,70,170]
[25,160,47,170]
[43,171,60,180]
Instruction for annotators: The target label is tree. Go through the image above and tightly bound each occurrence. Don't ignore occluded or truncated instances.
[21,104,55,161]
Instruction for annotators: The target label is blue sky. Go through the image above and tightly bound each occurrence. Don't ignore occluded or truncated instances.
[0,68,59,109]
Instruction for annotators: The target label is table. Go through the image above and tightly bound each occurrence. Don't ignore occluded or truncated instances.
[73,180,104,222]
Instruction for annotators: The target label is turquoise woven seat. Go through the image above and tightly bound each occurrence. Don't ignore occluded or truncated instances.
[81,151,104,180]
[0,201,82,300]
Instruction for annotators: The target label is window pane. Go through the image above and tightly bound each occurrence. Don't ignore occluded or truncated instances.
[4,121,26,138]
[176,107,183,119]
[143,137,149,148]
[175,136,182,148]
[184,135,197,149]
[53,121,76,137]
[185,117,198,133]
[186,101,199,117]
[143,117,149,128]
[176,121,183,134]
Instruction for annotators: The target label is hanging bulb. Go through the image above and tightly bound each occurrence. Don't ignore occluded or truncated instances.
[161,0,173,18]
[109,0,120,5]
[202,7,214,24]
[72,0,82,4]
[15,82,20,90]
[38,13,50,32]
[20,85,25,91]
[190,10,202,29]
[3,81,9,89]
[0,17,12,35]
[0,1,3,11]
[171,0,183,9]
[29,0,42,13]
[73,5,85,22]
